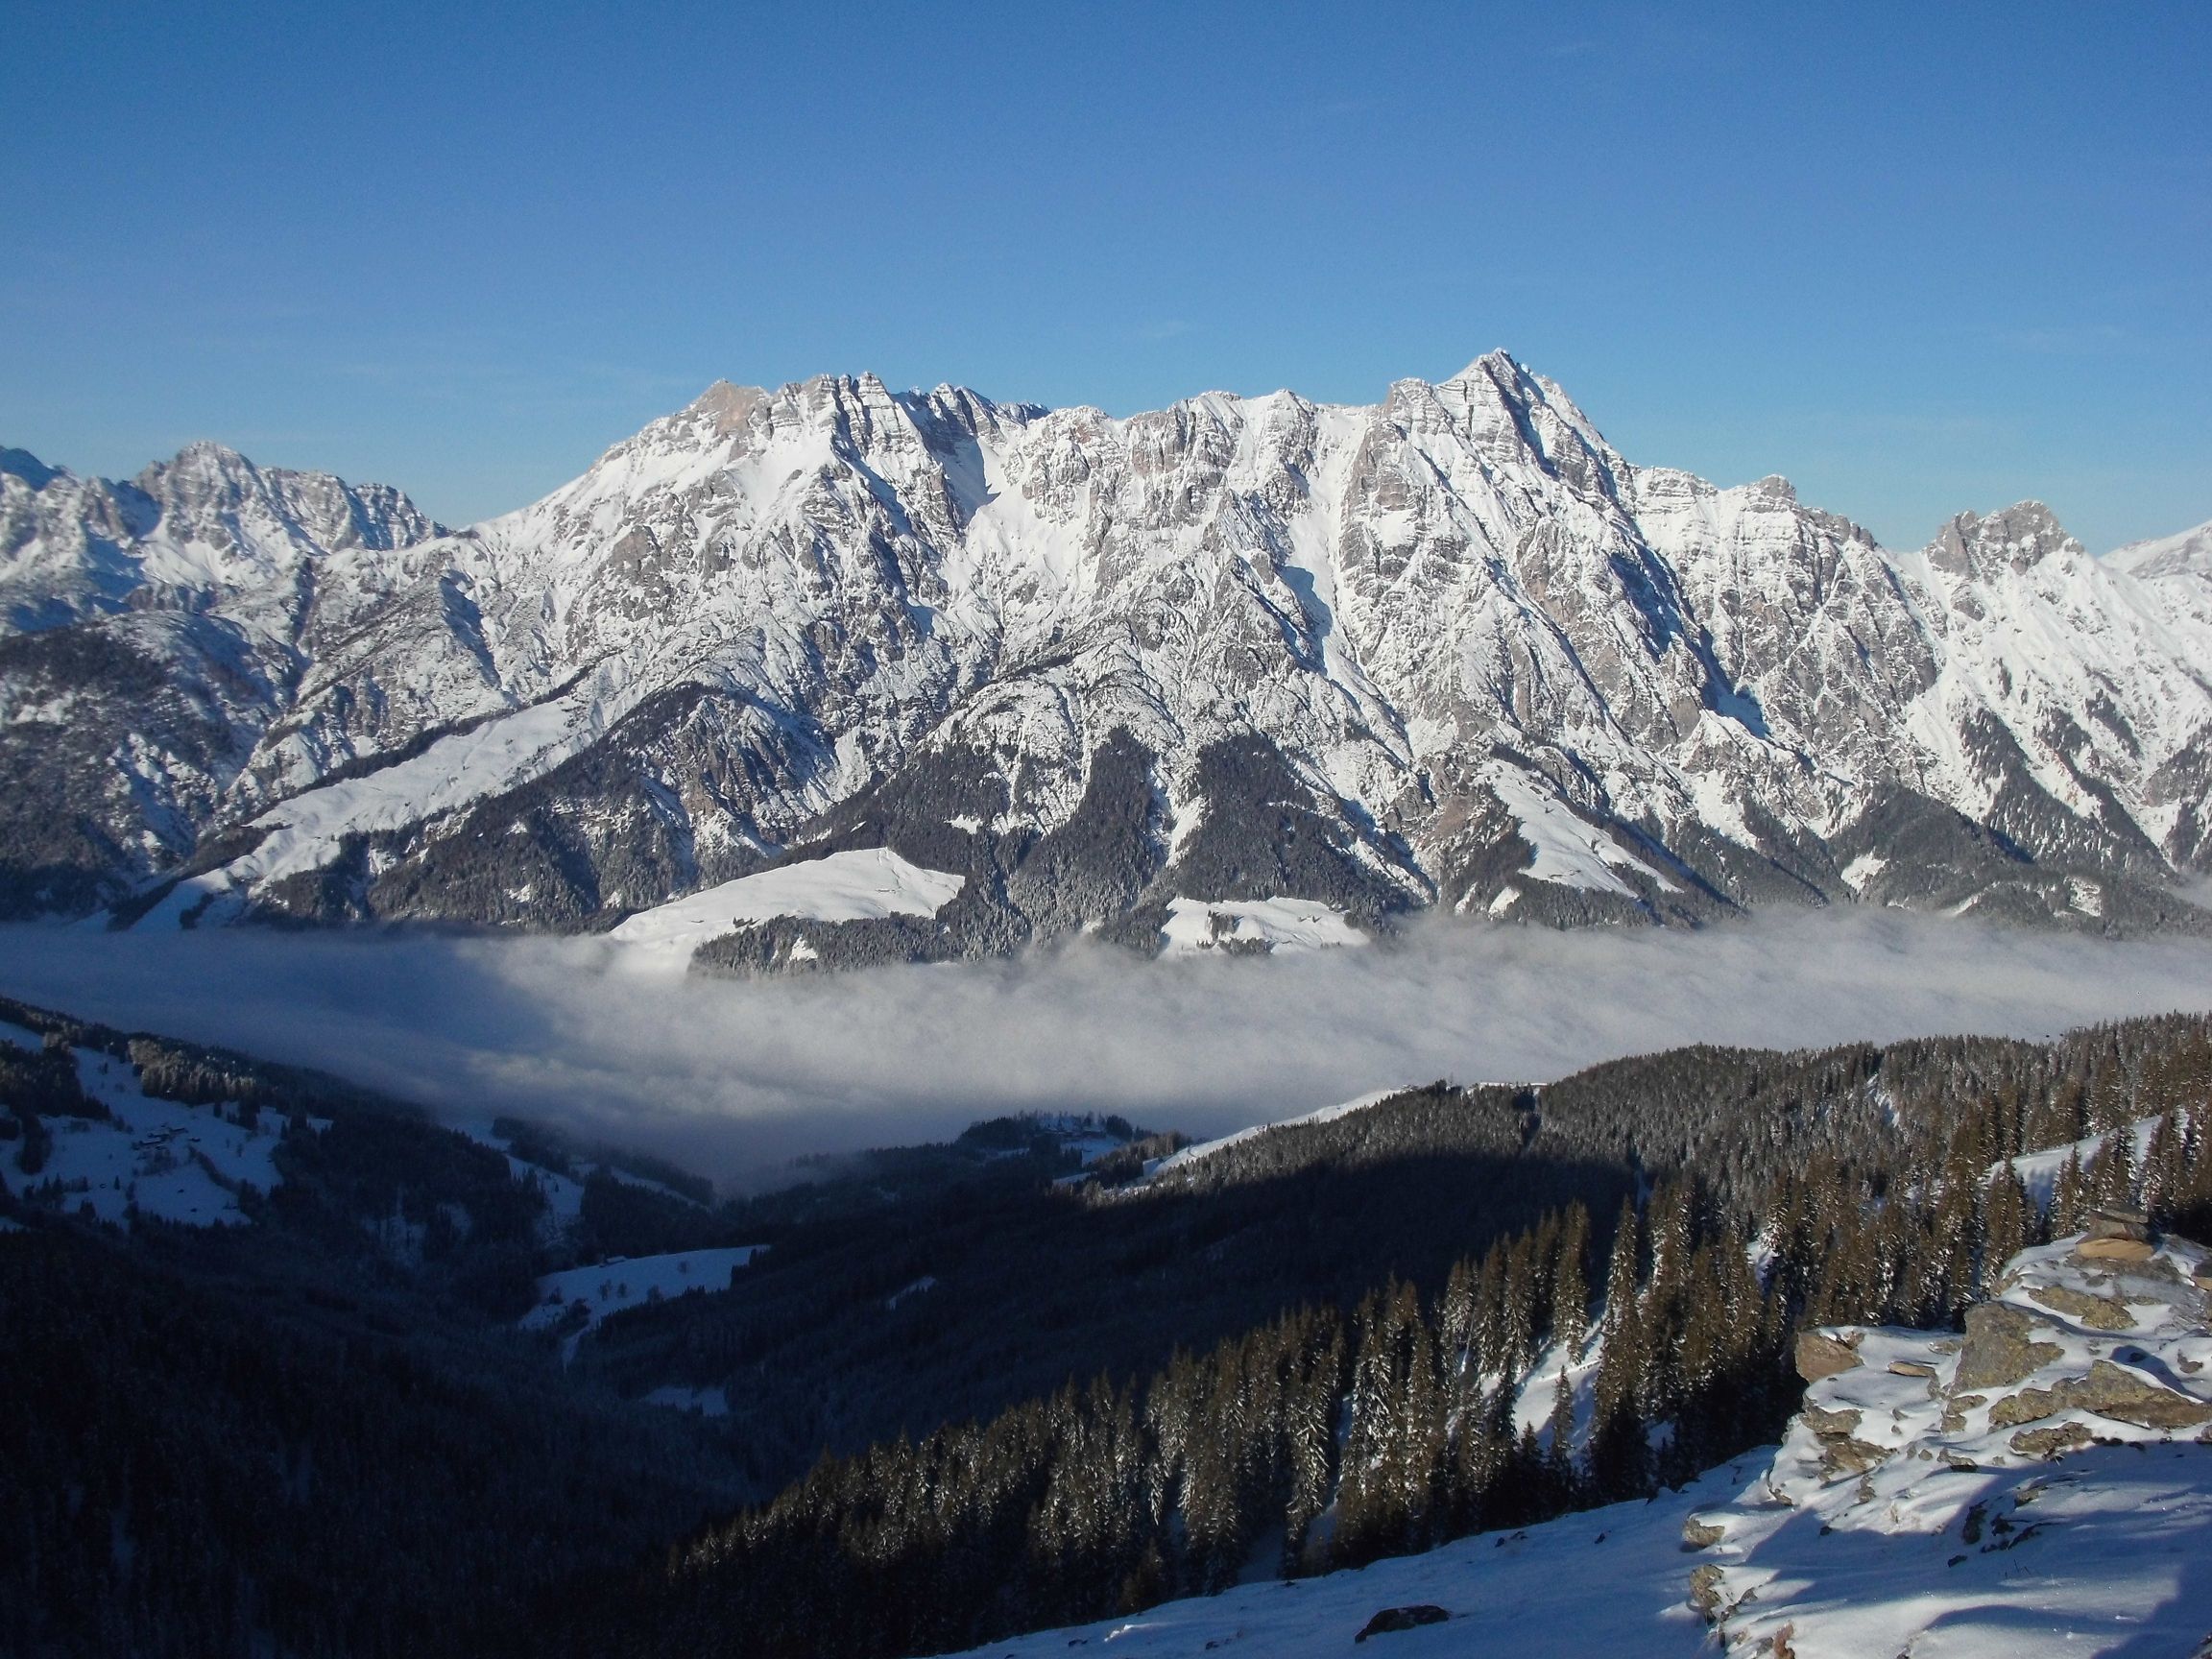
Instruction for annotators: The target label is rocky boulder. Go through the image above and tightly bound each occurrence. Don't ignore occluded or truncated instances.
[1354,1604,1450,1642]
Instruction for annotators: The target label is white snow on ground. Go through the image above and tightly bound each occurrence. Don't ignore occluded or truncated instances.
[939,1457,1753,1659]
[608,848,966,956]
[1510,1332,1602,1445]
[1158,897,1367,957]
[520,1244,764,1335]
[1481,761,1678,898]
[0,1018,49,1052]
[1146,1088,1407,1179]
[0,1046,287,1227]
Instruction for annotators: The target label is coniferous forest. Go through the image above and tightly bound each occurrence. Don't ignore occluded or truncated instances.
[3,997,2210,1658]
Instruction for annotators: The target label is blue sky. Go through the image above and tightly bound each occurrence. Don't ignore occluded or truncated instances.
[5,1,2207,549]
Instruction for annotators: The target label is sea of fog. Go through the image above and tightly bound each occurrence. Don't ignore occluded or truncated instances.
[2,911,2209,1188]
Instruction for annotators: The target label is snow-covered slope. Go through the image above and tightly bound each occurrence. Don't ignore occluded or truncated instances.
[0,1034,298,1228]
[8,356,2210,955]
[935,1457,1751,1659]
[521,1244,765,1336]
[609,847,965,960]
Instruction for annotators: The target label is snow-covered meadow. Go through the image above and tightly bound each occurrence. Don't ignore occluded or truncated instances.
[0,1022,299,1228]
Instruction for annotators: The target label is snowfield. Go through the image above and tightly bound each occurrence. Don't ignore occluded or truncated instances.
[608,848,966,957]
[0,1041,290,1228]
[1158,897,1369,957]
[520,1244,766,1335]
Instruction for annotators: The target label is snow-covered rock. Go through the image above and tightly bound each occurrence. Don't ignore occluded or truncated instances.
[1693,1229,2212,1655]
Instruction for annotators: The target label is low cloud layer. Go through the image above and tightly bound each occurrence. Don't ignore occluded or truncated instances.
[4,912,2210,1188]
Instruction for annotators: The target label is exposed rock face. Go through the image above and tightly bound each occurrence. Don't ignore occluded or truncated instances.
[7,356,2212,957]
[1990,1359,2212,1432]
[1708,1233,2212,1654]
[2077,1236,2156,1263]
[1681,1515,1727,1551]
[2027,1284,2136,1331]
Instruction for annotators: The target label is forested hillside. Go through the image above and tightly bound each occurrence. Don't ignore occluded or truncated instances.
[567,1016,2212,1659]
[4,1001,2209,1657]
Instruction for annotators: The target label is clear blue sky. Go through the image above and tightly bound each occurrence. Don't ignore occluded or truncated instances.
[5,1,2207,550]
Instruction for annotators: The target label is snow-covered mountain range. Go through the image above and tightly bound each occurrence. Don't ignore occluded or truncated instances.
[5,354,2209,962]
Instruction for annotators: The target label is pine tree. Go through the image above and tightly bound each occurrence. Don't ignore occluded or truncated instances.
[2052,1147,2087,1236]
[1551,1202,1592,1357]
[1981,1164,2030,1291]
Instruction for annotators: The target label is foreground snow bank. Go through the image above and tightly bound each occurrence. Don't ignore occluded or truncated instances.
[938,1458,1752,1658]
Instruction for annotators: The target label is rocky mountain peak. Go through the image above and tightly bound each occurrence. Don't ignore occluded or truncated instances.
[1444,346,1528,385]
[0,447,60,491]
[685,378,770,438]
[1928,499,2083,576]
[2108,517,2212,583]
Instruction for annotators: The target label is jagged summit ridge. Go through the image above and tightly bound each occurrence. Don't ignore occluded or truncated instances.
[2,352,2208,953]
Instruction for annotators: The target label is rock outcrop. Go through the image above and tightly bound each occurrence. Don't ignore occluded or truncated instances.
[1695,1232,2212,1654]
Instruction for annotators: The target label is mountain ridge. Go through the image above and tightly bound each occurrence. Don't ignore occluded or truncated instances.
[4,352,2209,956]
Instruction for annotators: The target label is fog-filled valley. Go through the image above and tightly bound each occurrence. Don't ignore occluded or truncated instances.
[4,909,2210,1184]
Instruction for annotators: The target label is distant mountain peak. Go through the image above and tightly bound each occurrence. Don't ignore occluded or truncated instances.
[1928,499,2083,575]
[0,446,60,491]
[1446,346,1528,384]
